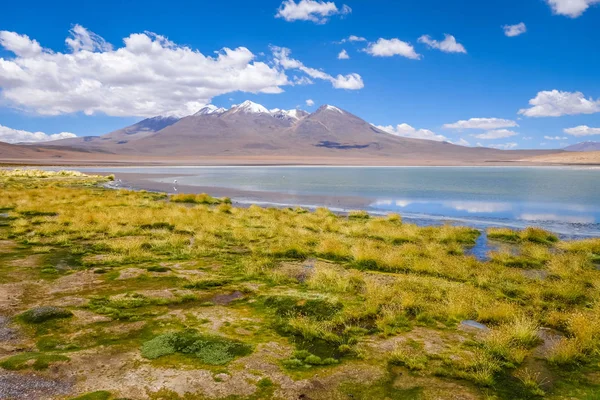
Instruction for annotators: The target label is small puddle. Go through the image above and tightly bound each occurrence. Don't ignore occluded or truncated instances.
[460,320,489,331]
[210,291,244,305]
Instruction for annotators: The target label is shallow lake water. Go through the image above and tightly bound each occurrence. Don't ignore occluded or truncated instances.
[50,166,600,238]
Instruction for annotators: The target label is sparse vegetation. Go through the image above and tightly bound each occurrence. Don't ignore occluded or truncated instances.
[0,170,599,399]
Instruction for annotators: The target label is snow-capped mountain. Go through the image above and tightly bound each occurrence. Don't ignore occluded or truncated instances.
[229,100,270,114]
[34,100,559,163]
[194,105,227,116]
[195,101,309,122]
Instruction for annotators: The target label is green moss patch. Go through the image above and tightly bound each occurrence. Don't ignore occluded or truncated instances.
[69,391,112,400]
[263,295,343,320]
[141,330,252,365]
[0,352,69,370]
[19,306,73,324]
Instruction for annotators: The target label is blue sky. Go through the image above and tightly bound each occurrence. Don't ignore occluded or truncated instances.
[0,0,599,149]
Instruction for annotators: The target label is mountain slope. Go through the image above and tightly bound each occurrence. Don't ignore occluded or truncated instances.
[42,115,180,150]
[564,141,600,152]
[27,100,562,163]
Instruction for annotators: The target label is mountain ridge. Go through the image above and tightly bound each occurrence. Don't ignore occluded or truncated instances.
[29,100,564,163]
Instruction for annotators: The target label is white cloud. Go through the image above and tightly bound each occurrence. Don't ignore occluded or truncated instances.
[338,35,367,44]
[275,0,351,23]
[338,49,349,59]
[348,35,366,42]
[519,90,600,117]
[0,31,42,57]
[564,125,600,136]
[477,142,518,150]
[545,0,600,18]
[272,46,364,89]
[443,118,518,130]
[503,22,527,37]
[306,99,315,106]
[544,135,568,140]
[0,124,76,144]
[376,123,448,141]
[474,129,519,139]
[0,26,292,118]
[365,38,421,59]
[418,34,467,54]
[65,24,112,52]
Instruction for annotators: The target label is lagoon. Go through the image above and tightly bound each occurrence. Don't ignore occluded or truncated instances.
[63,166,600,237]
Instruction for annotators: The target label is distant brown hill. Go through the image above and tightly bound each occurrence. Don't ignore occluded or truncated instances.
[6,101,564,165]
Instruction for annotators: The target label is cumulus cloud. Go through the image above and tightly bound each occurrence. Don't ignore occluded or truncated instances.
[474,129,519,139]
[519,90,600,117]
[0,31,42,57]
[0,124,76,144]
[365,38,421,59]
[503,22,527,37]
[545,0,600,18]
[544,135,568,140]
[306,99,315,106]
[337,49,349,59]
[418,34,467,54]
[564,125,600,136]
[477,142,518,150]
[272,46,364,89]
[375,123,448,141]
[0,25,292,118]
[275,0,351,23]
[443,118,518,130]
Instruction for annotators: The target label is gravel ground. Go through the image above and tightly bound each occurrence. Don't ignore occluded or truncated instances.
[0,370,72,400]
[0,316,19,343]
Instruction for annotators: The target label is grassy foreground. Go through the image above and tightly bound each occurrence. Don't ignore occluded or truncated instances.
[0,170,599,399]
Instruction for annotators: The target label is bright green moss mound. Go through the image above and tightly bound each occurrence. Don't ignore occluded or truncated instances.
[141,330,252,365]
[19,306,73,324]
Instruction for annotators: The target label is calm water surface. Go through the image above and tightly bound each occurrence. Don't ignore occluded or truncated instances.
[65,166,600,237]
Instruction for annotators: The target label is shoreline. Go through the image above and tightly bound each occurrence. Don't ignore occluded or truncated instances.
[98,171,600,239]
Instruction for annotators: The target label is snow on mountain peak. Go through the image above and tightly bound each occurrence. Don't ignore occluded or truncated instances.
[271,108,306,121]
[194,104,226,116]
[325,105,344,114]
[231,100,269,114]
